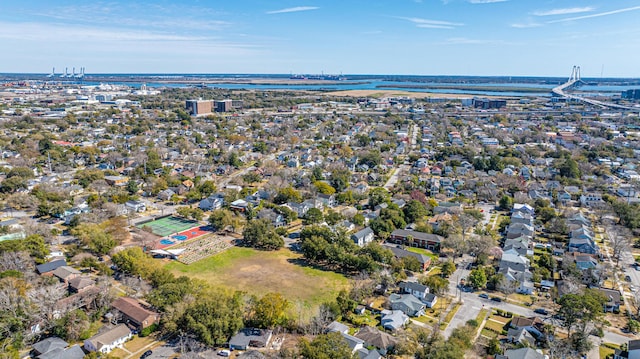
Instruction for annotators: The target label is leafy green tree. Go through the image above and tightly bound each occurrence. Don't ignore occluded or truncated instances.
[304,208,324,224]
[499,195,513,210]
[243,219,284,250]
[441,260,456,278]
[420,275,448,295]
[175,292,244,346]
[558,158,581,179]
[111,247,159,278]
[368,187,390,209]
[298,332,354,359]
[314,181,336,195]
[330,168,351,192]
[487,337,502,355]
[468,268,487,289]
[403,200,428,223]
[198,180,217,197]
[274,186,302,204]
[250,293,290,328]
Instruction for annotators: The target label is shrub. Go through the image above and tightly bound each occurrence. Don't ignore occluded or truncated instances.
[140,323,158,337]
[466,319,478,327]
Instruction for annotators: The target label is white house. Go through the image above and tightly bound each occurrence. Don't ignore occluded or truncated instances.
[351,227,374,247]
[84,324,132,354]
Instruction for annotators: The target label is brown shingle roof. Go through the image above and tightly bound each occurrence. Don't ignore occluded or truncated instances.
[111,297,157,325]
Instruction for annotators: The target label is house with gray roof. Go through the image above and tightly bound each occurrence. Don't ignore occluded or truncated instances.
[355,326,398,354]
[389,293,425,317]
[351,227,374,247]
[229,328,273,350]
[380,310,409,331]
[36,259,67,275]
[503,347,544,359]
[398,281,429,300]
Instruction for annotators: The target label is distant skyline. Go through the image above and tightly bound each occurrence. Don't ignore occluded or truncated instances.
[1,0,640,77]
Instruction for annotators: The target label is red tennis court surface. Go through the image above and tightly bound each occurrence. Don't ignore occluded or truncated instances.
[155,226,214,249]
[177,226,212,240]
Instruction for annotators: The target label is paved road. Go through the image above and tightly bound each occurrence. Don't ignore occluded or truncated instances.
[383,164,409,190]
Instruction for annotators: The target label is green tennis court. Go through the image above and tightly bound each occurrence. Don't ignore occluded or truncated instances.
[136,216,200,237]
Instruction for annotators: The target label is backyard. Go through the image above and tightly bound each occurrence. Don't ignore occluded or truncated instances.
[165,247,349,319]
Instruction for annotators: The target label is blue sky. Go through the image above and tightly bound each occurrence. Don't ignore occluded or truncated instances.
[1,0,640,77]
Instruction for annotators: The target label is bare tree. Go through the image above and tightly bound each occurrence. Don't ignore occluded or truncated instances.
[607,226,632,266]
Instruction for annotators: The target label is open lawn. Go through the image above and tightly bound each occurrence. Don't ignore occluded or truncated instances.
[165,247,349,317]
[406,247,439,260]
[600,343,619,359]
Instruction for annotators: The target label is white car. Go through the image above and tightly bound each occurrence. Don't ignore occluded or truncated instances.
[218,350,230,357]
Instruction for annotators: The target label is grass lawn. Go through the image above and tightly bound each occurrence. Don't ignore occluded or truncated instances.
[599,343,620,359]
[442,302,461,324]
[476,308,489,323]
[406,246,439,260]
[507,293,533,304]
[488,313,511,325]
[165,247,349,317]
[125,336,157,353]
[110,348,129,358]
[484,319,507,333]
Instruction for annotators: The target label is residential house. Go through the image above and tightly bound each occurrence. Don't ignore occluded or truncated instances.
[509,317,544,338]
[565,252,599,270]
[104,175,128,186]
[52,266,81,284]
[36,259,67,275]
[507,327,536,347]
[512,203,535,215]
[84,324,132,354]
[317,193,336,208]
[380,310,409,331]
[124,200,146,213]
[389,293,425,317]
[598,288,622,312]
[384,245,431,271]
[510,211,534,226]
[389,229,443,251]
[199,194,224,211]
[32,337,85,359]
[502,347,545,359]
[111,297,160,331]
[568,237,599,255]
[351,227,375,247]
[355,326,398,355]
[326,321,349,334]
[506,223,534,239]
[286,202,310,218]
[580,192,604,207]
[68,276,96,293]
[398,281,429,300]
[229,328,273,350]
[433,202,463,215]
[157,188,176,201]
[229,199,250,212]
[614,339,640,359]
[256,209,286,228]
[342,333,365,354]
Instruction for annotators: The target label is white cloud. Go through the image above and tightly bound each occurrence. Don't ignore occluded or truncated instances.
[468,0,508,4]
[549,5,640,23]
[532,7,594,16]
[266,6,319,14]
[440,37,518,45]
[511,22,542,28]
[400,17,463,29]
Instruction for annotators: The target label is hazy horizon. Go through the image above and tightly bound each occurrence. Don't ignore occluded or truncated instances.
[2,1,640,77]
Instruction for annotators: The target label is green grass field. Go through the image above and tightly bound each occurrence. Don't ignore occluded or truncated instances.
[165,247,349,319]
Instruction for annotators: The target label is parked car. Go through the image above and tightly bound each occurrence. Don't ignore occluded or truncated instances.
[479,293,489,299]
[625,275,632,282]
[140,350,153,359]
[490,297,502,302]
[218,350,231,357]
[534,308,549,315]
